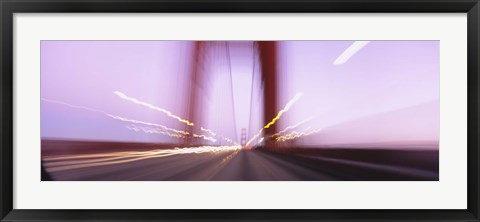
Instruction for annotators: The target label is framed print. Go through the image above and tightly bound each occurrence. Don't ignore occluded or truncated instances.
[1,0,479,221]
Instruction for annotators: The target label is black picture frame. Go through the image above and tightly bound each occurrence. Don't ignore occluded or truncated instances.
[1,0,479,221]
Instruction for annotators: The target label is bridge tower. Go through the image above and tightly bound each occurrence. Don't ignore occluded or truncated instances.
[240,128,247,146]
[258,41,278,149]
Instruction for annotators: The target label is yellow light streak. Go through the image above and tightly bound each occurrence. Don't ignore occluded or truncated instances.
[264,93,302,129]
[114,91,194,126]
[245,93,303,146]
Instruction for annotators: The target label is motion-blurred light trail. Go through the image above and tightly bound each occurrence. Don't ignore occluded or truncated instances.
[193,134,217,143]
[200,127,217,136]
[276,128,321,142]
[333,41,370,65]
[258,137,265,143]
[264,93,303,129]
[40,41,441,181]
[126,125,186,138]
[222,137,238,145]
[271,117,312,138]
[42,98,190,136]
[246,129,264,146]
[246,93,303,146]
[43,145,242,172]
[114,91,194,126]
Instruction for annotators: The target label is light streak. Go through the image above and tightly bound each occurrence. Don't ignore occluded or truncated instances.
[110,115,188,135]
[271,117,312,137]
[333,41,370,65]
[126,125,186,138]
[113,91,194,126]
[193,134,217,143]
[222,137,238,145]
[41,98,190,136]
[276,128,321,142]
[264,93,302,129]
[258,137,264,143]
[42,98,219,143]
[246,128,264,146]
[43,145,242,172]
[200,127,217,136]
[245,93,303,146]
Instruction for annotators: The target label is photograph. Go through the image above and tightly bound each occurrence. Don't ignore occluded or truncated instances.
[40,40,439,181]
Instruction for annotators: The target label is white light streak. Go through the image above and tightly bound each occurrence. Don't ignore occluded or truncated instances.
[41,98,190,135]
[271,117,312,137]
[113,91,194,126]
[333,41,370,65]
[200,127,217,136]
[43,145,242,172]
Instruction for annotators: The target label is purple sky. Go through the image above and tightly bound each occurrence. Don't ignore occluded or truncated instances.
[41,41,439,149]
[278,41,439,148]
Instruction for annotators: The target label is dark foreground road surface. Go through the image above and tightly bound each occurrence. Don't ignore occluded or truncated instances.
[42,140,438,181]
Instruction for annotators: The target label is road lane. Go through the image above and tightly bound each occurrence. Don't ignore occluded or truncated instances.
[43,148,438,181]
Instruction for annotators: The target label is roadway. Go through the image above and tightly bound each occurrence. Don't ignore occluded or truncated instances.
[42,147,438,181]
